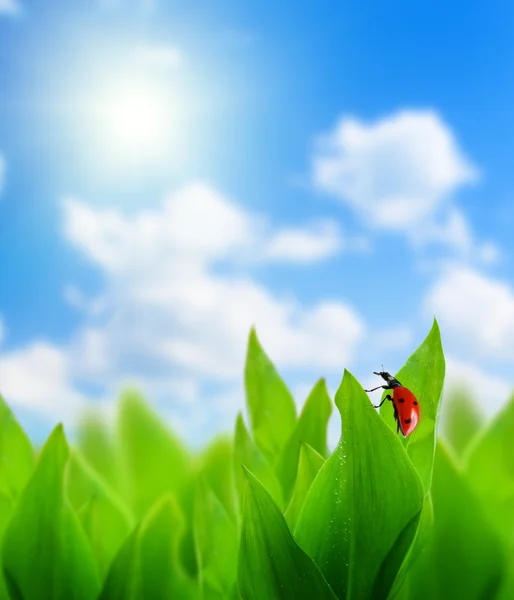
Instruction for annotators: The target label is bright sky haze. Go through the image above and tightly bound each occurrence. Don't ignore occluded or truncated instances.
[1,0,514,446]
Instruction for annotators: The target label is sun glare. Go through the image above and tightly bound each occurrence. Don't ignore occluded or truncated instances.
[102,86,164,147]
[88,75,181,170]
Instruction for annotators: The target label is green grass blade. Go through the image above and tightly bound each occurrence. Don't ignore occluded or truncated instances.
[138,496,198,600]
[284,442,324,531]
[234,413,282,509]
[99,495,198,600]
[275,379,332,501]
[244,328,296,461]
[78,497,133,586]
[388,494,434,599]
[295,370,424,600]
[176,478,200,580]
[238,468,337,600]
[465,394,514,546]
[66,452,133,581]
[406,442,505,600]
[96,530,140,600]
[0,396,35,597]
[0,494,12,600]
[76,409,125,498]
[199,435,237,522]
[379,319,445,493]
[117,389,190,518]
[2,425,101,600]
[194,479,239,598]
[0,395,34,502]
[441,388,483,458]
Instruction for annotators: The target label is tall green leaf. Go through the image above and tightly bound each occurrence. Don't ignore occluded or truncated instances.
[76,409,125,497]
[0,498,10,600]
[388,493,434,600]
[0,395,34,502]
[295,370,424,600]
[0,396,35,598]
[2,425,100,600]
[465,394,514,546]
[284,442,324,531]
[177,477,200,579]
[275,379,332,501]
[406,442,504,600]
[244,328,296,461]
[99,495,197,600]
[97,530,140,600]
[379,319,445,493]
[117,389,190,518]
[66,452,133,581]
[194,479,239,598]
[238,468,337,600]
[199,436,237,522]
[234,413,282,508]
[441,387,483,459]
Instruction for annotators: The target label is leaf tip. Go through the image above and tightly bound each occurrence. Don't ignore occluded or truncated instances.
[334,369,357,412]
[247,326,259,348]
[341,368,360,389]
[235,412,246,431]
[241,465,266,495]
[315,377,328,392]
[51,422,67,445]
[241,465,260,502]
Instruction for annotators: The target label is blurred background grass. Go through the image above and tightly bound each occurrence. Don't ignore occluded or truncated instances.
[1,326,514,599]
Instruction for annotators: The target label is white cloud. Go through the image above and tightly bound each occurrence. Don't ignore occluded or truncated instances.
[133,44,182,71]
[409,208,501,264]
[262,219,369,264]
[444,356,511,418]
[0,0,20,16]
[2,183,365,442]
[63,185,355,272]
[0,342,80,420]
[0,316,4,346]
[425,265,514,361]
[63,184,257,273]
[477,242,501,265]
[64,285,107,316]
[313,109,477,228]
[410,207,473,254]
[311,109,492,256]
[63,185,365,388]
[262,220,342,264]
[0,336,202,440]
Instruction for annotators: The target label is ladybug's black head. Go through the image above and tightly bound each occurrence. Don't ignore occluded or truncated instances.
[373,371,402,388]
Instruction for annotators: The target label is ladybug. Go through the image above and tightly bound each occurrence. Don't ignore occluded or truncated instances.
[365,371,420,437]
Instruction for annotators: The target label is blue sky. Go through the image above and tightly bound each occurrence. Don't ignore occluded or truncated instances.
[1,0,514,447]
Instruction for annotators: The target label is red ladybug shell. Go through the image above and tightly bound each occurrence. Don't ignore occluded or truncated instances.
[392,386,420,436]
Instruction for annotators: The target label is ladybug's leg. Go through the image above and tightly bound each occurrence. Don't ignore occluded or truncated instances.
[365,384,391,393]
[373,393,392,409]
[391,403,400,434]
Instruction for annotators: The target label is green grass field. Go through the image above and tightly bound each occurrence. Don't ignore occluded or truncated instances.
[0,320,512,599]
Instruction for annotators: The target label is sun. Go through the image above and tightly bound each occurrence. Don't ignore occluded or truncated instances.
[102,85,165,148]
[88,74,181,170]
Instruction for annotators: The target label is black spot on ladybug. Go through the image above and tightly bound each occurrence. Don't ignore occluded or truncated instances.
[398,398,405,403]
[413,400,418,406]
[404,418,412,424]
